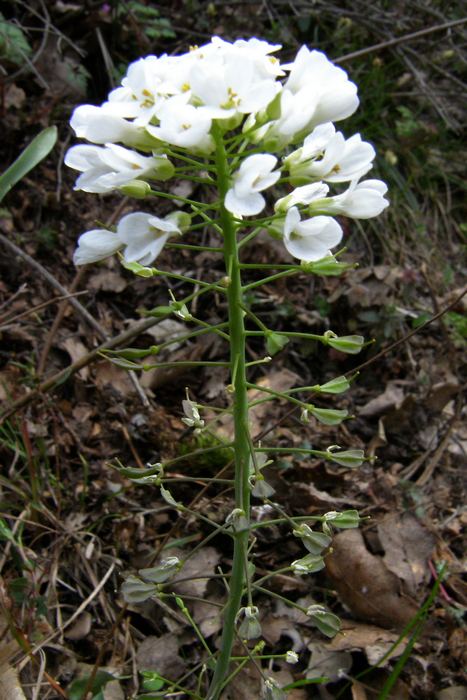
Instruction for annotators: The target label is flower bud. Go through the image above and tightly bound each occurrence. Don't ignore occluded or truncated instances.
[313,376,350,394]
[293,524,331,555]
[327,448,365,468]
[121,575,156,604]
[307,405,348,426]
[119,179,152,198]
[226,508,249,532]
[291,553,325,574]
[238,606,262,640]
[300,256,354,276]
[324,509,360,528]
[266,332,289,356]
[263,678,286,700]
[251,476,275,498]
[306,605,341,637]
[325,332,364,354]
[139,557,181,584]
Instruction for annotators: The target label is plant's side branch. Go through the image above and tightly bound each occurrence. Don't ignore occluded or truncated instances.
[336,18,467,63]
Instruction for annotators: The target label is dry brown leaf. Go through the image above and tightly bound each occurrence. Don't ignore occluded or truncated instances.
[377,513,434,595]
[62,337,90,379]
[359,382,405,418]
[94,362,134,395]
[136,633,186,678]
[88,271,127,293]
[328,621,405,666]
[192,597,223,638]
[172,547,221,598]
[64,611,92,640]
[436,688,467,700]
[307,642,352,682]
[325,529,419,630]
[0,666,26,700]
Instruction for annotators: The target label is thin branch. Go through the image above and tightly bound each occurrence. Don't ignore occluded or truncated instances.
[336,17,467,63]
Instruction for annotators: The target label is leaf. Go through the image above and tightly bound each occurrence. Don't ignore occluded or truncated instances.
[0,12,32,66]
[0,126,57,203]
[68,671,115,700]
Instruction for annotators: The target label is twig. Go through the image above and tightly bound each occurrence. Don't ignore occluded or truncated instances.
[0,315,160,424]
[348,285,467,375]
[0,290,87,327]
[27,563,116,657]
[336,17,467,63]
[37,268,85,376]
[0,233,149,407]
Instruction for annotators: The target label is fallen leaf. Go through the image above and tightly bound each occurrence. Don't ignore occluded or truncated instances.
[0,666,27,700]
[62,337,89,379]
[136,633,186,679]
[328,620,406,666]
[377,514,434,595]
[436,688,467,700]
[307,642,352,682]
[88,270,127,293]
[359,382,405,418]
[64,611,92,640]
[172,547,221,598]
[325,529,419,630]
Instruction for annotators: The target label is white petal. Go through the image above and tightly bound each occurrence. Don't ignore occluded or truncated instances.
[117,212,155,244]
[73,229,122,265]
[284,210,342,261]
[225,189,265,216]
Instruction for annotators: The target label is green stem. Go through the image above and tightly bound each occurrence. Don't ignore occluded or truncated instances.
[243,269,297,291]
[206,124,251,700]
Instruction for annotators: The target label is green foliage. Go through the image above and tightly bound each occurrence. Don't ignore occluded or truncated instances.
[178,431,234,472]
[445,311,467,346]
[68,671,116,700]
[0,12,32,66]
[116,1,175,41]
[0,126,57,203]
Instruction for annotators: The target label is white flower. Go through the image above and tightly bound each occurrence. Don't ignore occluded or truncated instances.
[283,47,359,124]
[274,182,329,212]
[260,48,359,147]
[188,49,280,118]
[225,154,280,216]
[285,123,375,183]
[65,143,173,193]
[69,104,148,147]
[147,95,214,152]
[73,229,122,265]
[73,212,183,266]
[283,206,342,261]
[117,212,181,265]
[181,398,204,430]
[315,179,389,219]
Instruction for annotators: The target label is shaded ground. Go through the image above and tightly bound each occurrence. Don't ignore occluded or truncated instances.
[0,2,466,699]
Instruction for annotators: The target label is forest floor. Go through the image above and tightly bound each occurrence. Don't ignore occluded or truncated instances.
[0,2,466,699]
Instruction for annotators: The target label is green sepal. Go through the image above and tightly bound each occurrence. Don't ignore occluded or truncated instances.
[313,376,350,394]
[266,331,289,356]
[121,259,156,277]
[308,406,348,426]
[324,509,361,529]
[325,333,364,354]
[306,605,341,638]
[327,449,365,468]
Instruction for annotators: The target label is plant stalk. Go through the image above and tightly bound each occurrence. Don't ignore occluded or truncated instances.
[206,125,251,700]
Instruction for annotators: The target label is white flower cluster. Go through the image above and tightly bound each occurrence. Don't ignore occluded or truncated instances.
[67,36,388,266]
